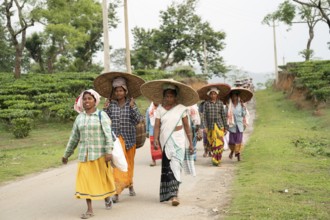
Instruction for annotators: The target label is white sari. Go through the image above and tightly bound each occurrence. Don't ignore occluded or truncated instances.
[157,104,195,181]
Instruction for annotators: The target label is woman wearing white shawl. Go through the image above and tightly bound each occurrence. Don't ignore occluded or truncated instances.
[153,85,195,206]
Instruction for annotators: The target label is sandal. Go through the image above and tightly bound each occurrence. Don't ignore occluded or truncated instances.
[229,151,233,159]
[129,189,136,196]
[171,197,180,206]
[81,212,94,219]
[105,197,113,210]
[112,194,119,203]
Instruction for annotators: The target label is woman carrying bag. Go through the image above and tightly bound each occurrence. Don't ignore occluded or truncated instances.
[62,89,116,219]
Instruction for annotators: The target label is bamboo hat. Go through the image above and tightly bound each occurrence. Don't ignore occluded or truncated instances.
[228,87,253,103]
[197,83,231,101]
[140,79,199,106]
[93,72,145,98]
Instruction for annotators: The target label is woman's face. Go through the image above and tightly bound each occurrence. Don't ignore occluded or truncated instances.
[114,86,126,100]
[83,93,96,111]
[231,93,239,102]
[163,90,176,106]
[209,91,218,101]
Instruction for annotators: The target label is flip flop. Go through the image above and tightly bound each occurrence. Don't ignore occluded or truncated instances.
[81,212,94,219]
[105,197,113,210]
[129,189,136,196]
[112,194,119,203]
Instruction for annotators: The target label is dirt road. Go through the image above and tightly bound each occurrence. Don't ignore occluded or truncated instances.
[0,103,255,220]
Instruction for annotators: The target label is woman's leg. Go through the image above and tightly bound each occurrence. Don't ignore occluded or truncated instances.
[81,199,94,219]
[160,151,180,204]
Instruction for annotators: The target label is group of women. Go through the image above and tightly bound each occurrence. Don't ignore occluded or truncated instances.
[197,83,253,166]
[61,72,253,219]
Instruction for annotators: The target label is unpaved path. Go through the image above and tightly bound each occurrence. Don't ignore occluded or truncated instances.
[0,102,255,220]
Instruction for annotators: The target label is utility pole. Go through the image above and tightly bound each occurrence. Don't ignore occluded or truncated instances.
[272,19,279,84]
[124,0,132,73]
[102,0,110,73]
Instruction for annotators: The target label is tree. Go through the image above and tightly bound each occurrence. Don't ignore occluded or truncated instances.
[263,0,323,61]
[31,0,120,73]
[131,0,226,77]
[110,48,127,71]
[0,17,15,72]
[131,28,158,69]
[292,0,330,33]
[2,0,37,78]
[25,32,44,72]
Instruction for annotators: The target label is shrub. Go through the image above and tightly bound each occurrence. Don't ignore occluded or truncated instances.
[11,118,33,138]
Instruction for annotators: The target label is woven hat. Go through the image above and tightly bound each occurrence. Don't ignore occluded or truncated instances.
[93,72,145,98]
[197,83,231,101]
[140,79,199,106]
[228,87,253,103]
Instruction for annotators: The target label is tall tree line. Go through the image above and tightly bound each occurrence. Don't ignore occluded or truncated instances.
[0,0,229,79]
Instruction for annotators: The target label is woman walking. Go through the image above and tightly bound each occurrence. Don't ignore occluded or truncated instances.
[94,72,145,203]
[146,102,162,166]
[197,83,231,166]
[227,87,253,161]
[141,79,199,206]
[62,89,116,219]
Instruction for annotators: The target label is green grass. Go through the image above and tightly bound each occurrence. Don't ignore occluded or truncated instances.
[0,97,151,184]
[226,89,330,220]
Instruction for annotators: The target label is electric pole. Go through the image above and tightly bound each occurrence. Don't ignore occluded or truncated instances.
[273,19,279,84]
[102,0,110,73]
[124,0,132,73]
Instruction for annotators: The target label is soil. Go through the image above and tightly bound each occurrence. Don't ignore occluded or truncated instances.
[0,101,256,220]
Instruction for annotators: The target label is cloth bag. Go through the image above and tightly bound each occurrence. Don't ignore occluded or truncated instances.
[111,132,128,172]
[135,120,146,149]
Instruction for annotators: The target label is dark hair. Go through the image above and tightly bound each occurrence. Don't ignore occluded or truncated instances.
[83,91,96,102]
[163,89,177,97]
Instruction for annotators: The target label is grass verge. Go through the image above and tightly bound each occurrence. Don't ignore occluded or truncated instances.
[226,89,330,219]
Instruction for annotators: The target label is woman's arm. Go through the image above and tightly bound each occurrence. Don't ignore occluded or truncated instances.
[153,118,161,150]
[145,108,150,137]
[182,115,194,154]
[62,120,80,164]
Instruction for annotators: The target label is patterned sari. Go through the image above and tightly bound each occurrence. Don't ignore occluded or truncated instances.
[207,123,225,166]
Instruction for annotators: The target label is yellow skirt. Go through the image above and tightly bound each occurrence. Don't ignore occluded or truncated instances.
[114,136,136,194]
[75,156,116,200]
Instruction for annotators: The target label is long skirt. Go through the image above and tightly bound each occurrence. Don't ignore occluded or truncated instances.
[150,136,162,161]
[160,149,180,202]
[113,136,136,194]
[229,129,243,155]
[75,156,116,200]
[207,123,225,166]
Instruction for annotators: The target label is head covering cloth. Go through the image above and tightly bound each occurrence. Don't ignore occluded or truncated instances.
[74,89,101,113]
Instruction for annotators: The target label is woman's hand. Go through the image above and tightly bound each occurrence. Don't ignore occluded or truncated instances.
[104,98,110,109]
[130,97,135,108]
[62,157,68,164]
[154,139,160,150]
[189,145,194,155]
[105,153,113,162]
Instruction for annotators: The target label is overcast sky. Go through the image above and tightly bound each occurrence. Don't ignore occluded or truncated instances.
[103,0,329,74]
